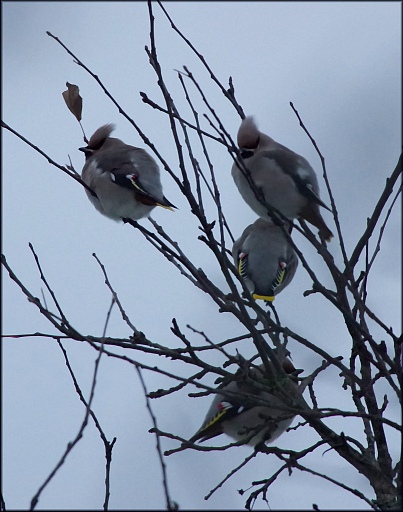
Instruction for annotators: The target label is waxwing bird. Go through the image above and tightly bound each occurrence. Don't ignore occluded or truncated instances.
[80,124,176,221]
[189,358,303,447]
[231,116,333,243]
[232,218,298,302]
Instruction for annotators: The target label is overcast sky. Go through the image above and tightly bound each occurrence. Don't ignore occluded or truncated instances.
[2,2,401,510]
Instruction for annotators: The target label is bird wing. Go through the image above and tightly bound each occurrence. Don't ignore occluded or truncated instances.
[292,174,332,211]
[189,398,248,443]
[237,251,249,279]
[128,173,176,209]
[104,161,176,210]
[238,251,289,302]
[262,149,331,211]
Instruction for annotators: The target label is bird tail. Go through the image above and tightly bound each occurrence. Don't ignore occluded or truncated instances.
[253,293,275,302]
[305,183,332,212]
[318,226,334,243]
[156,196,177,211]
[300,204,333,242]
[130,175,177,211]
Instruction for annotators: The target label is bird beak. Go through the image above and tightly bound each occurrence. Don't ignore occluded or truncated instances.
[79,147,95,160]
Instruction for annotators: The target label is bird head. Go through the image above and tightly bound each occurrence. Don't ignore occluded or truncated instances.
[237,116,260,158]
[237,116,276,158]
[79,123,116,159]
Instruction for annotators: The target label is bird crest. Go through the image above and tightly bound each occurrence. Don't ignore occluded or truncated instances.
[237,116,260,149]
[87,123,116,150]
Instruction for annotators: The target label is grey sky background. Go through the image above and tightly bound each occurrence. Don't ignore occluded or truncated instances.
[2,1,401,510]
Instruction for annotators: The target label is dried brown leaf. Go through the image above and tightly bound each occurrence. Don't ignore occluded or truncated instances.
[62,82,83,122]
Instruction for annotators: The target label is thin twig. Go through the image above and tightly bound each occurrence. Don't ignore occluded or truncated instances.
[135,367,178,511]
[204,451,258,500]
[92,252,141,335]
[1,120,96,197]
[156,1,245,117]
[56,339,117,511]
[349,154,402,271]
[289,102,349,268]
[30,300,112,510]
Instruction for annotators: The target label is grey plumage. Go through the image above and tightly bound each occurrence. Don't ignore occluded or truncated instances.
[189,358,303,447]
[232,218,298,302]
[231,116,333,242]
[80,124,176,221]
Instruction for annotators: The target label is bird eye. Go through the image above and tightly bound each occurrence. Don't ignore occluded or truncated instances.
[240,149,254,159]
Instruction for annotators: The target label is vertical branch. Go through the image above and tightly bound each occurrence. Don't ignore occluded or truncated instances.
[57,340,117,512]
[289,102,350,271]
[177,72,236,245]
[135,367,177,511]
[156,1,245,117]
[348,154,402,271]
[145,2,281,375]
[30,299,113,510]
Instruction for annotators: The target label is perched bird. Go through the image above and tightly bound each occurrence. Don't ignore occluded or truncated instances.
[80,124,176,221]
[189,357,303,447]
[231,116,333,242]
[232,218,298,302]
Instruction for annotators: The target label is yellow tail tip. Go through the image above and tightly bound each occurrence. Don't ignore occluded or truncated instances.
[157,204,176,211]
[253,293,275,302]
